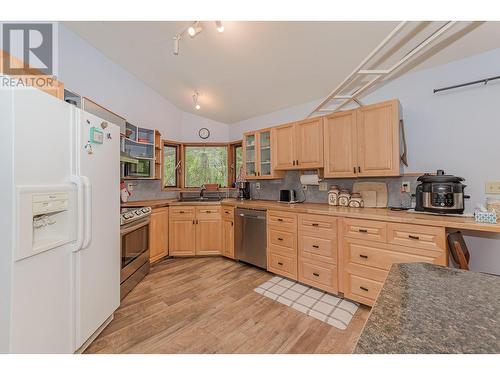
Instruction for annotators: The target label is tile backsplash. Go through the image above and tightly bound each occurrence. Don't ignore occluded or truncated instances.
[249,171,418,207]
[127,171,419,207]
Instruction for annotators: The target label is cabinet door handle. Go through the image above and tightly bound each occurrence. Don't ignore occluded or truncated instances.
[358,229,368,233]
[225,211,229,214]
[205,210,212,213]
[353,167,356,174]
[312,245,319,249]
[192,220,195,224]
[231,222,233,226]
[408,235,420,240]
[277,218,283,222]
[296,160,299,165]
[277,237,283,241]
[359,254,368,259]
[278,262,284,266]
[311,223,319,227]
[360,286,369,292]
[313,272,320,277]
[358,166,361,173]
[180,210,185,213]
[292,160,296,166]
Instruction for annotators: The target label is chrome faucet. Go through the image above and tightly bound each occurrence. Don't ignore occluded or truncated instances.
[200,184,206,200]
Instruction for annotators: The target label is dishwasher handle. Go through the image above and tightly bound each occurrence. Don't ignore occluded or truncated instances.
[239,213,266,220]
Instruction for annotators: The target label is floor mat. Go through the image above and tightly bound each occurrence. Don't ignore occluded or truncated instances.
[254,276,359,330]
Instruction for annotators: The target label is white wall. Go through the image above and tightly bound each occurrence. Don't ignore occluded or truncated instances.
[58,24,229,142]
[229,47,500,274]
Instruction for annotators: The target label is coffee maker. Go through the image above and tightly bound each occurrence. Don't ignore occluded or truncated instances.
[237,181,250,200]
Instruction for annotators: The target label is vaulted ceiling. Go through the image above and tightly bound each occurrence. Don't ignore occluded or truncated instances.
[64,21,500,124]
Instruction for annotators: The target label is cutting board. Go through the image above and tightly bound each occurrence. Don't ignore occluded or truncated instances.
[353,182,388,208]
[359,191,377,208]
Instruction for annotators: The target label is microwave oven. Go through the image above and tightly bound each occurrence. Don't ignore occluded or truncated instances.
[122,158,152,178]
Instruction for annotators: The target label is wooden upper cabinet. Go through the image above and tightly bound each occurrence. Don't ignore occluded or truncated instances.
[243,129,283,179]
[295,117,323,169]
[272,123,296,170]
[323,111,358,178]
[356,99,401,177]
[272,117,324,170]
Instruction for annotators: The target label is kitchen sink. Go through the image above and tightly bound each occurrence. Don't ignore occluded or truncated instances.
[178,197,222,202]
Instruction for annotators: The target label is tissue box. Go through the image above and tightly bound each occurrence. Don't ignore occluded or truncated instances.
[474,210,497,224]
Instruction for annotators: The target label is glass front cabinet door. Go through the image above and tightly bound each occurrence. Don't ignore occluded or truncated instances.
[243,129,282,180]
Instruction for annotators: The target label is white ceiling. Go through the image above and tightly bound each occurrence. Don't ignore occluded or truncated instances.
[64,21,500,124]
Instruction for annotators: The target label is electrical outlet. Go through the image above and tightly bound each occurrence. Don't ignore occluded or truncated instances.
[302,184,308,191]
[127,183,135,192]
[485,181,500,194]
[255,182,261,190]
[401,181,411,193]
[319,181,328,191]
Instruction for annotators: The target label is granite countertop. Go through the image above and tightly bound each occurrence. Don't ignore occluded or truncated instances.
[121,198,500,233]
[354,263,500,354]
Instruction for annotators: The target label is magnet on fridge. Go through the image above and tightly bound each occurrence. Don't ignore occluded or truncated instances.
[106,133,112,140]
[84,143,93,154]
[89,127,104,144]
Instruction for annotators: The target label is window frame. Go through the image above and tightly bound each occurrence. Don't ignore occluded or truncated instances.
[162,140,242,192]
[229,141,243,187]
[161,140,182,190]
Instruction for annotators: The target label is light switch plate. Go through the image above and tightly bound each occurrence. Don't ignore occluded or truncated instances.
[255,182,261,190]
[485,181,500,194]
[401,181,411,193]
[319,182,328,191]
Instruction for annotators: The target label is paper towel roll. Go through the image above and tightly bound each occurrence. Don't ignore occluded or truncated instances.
[300,174,320,185]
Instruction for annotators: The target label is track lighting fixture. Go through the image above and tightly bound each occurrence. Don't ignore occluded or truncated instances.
[193,91,201,110]
[173,21,226,55]
[187,21,202,38]
[215,21,224,33]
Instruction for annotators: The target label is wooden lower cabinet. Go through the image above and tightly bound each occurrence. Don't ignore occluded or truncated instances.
[298,258,338,294]
[267,210,298,279]
[169,205,223,257]
[149,207,169,263]
[222,218,235,259]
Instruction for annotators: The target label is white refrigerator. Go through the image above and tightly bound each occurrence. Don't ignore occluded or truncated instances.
[0,87,120,353]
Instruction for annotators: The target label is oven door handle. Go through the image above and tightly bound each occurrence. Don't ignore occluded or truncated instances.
[81,176,93,250]
[70,175,84,252]
[121,218,150,236]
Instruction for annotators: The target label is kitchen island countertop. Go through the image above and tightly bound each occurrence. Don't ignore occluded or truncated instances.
[354,262,500,353]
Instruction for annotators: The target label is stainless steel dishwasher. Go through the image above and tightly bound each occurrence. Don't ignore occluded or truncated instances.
[235,208,267,269]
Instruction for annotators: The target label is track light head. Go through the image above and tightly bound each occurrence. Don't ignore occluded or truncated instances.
[215,21,224,33]
[193,91,201,110]
[188,22,202,38]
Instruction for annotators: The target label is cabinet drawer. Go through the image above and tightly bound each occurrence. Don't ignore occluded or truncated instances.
[268,210,297,231]
[269,228,296,249]
[343,218,387,242]
[298,214,337,238]
[268,252,297,280]
[345,272,383,306]
[298,259,337,294]
[387,223,445,251]
[170,206,195,219]
[299,234,337,264]
[195,206,221,220]
[221,206,234,220]
[345,237,438,271]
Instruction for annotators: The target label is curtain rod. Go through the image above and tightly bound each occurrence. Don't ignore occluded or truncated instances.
[433,75,500,93]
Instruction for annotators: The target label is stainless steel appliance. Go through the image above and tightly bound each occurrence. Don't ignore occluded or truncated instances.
[279,189,297,203]
[415,170,469,214]
[237,181,250,200]
[235,208,267,269]
[120,207,152,299]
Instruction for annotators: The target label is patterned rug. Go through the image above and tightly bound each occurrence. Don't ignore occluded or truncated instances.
[254,276,359,330]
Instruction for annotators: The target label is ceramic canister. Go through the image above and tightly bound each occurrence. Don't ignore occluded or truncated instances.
[338,189,351,207]
[328,185,340,206]
[348,192,364,208]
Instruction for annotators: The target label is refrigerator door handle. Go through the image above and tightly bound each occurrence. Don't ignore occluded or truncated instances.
[81,176,93,250]
[70,175,84,252]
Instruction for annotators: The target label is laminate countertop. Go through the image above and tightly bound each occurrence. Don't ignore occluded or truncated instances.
[122,198,500,233]
[354,263,500,353]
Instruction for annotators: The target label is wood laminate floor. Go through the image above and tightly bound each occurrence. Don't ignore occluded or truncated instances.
[85,257,370,354]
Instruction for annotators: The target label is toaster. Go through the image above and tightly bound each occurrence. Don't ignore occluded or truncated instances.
[279,189,297,203]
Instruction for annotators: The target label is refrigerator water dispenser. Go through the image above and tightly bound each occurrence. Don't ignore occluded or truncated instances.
[16,185,76,261]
